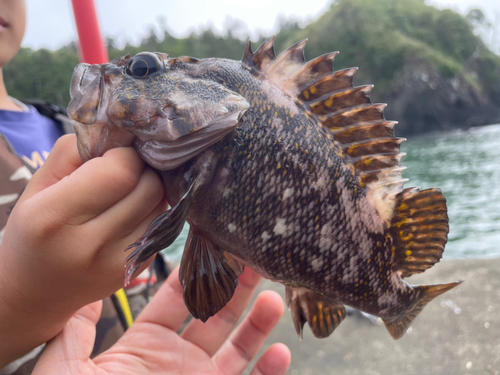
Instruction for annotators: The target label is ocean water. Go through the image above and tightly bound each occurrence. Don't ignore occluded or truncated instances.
[163,124,500,262]
[401,123,500,259]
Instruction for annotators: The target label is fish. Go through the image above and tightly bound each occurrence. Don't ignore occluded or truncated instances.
[68,37,463,340]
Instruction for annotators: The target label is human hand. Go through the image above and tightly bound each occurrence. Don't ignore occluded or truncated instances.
[33,267,291,375]
[0,134,167,366]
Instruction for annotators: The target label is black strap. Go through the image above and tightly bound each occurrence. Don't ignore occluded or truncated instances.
[20,99,74,135]
[20,99,68,118]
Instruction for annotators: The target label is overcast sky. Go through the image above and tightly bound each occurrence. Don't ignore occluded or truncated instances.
[22,0,500,51]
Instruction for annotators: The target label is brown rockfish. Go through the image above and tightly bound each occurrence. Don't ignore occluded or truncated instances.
[68,37,462,340]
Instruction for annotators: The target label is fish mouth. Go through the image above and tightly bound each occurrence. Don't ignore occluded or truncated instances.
[68,63,102,125]
[69,63,136,162]
[73,120,135,162]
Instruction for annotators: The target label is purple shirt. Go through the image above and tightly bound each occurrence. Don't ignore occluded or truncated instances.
[0,105,64,169]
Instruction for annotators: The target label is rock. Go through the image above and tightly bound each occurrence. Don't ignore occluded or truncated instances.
[378,54,500,136]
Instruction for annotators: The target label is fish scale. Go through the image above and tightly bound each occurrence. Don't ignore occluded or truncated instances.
[205,67,410,325]
[215,91,374,295]
[68,36,463,340]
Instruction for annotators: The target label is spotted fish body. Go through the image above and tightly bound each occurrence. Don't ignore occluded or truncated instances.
[69,37,462,340]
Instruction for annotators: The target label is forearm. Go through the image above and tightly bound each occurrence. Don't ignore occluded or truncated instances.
[0,256,76,369]
[0,138,167,368]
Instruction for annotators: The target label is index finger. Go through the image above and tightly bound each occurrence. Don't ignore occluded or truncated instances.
[213,290,286,375]
[21,135,82,201]
[22,136,148,225]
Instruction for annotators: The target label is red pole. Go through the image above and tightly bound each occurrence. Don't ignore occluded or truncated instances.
[71,0,109,64]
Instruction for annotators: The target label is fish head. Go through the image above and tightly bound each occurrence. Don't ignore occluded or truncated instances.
[68,52,249,169]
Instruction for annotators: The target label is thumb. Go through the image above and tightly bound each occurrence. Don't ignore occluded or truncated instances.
[32,300,103,374]
[20,134,83,201]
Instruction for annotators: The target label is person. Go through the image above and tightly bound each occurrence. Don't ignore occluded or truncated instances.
[0,0,291,373]
[1,137,291,375]
[1,2,161,369]
[1,0,161,371]
[33,261,291,374]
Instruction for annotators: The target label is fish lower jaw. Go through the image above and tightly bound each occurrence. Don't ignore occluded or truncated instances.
[75,121,136,161]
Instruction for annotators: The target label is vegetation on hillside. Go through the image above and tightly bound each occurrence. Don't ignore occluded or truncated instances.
[4,0,500,114]
[281,0,497,92]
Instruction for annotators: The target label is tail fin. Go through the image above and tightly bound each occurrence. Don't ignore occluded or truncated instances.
[383,280,463,339]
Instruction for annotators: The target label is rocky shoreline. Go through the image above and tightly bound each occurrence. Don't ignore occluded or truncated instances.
[245,257,500,375]
[378,55,500,137]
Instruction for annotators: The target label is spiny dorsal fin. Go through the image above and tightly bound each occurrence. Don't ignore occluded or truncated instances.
[266,39,307,85]
[241,38,407,221]
[243,37,308,88]
[284,52,340,95]
[389,188,449,278]
[242,36,276,73]
[242,41,254,67]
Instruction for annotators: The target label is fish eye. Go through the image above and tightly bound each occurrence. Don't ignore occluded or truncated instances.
[126,53,161,78]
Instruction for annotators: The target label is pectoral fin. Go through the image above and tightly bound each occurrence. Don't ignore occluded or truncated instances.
[179,226,244,322]
[286,286,346,339]
[124,182,196,285]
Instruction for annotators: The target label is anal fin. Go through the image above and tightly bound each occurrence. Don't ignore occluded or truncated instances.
[179,226,244,322]
[383,280,463,339]
[286,286,346,339]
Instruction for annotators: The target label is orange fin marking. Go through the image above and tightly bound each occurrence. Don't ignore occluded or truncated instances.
[297,68,357,102]
[390,188,449,278]
[286,286,346,339]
